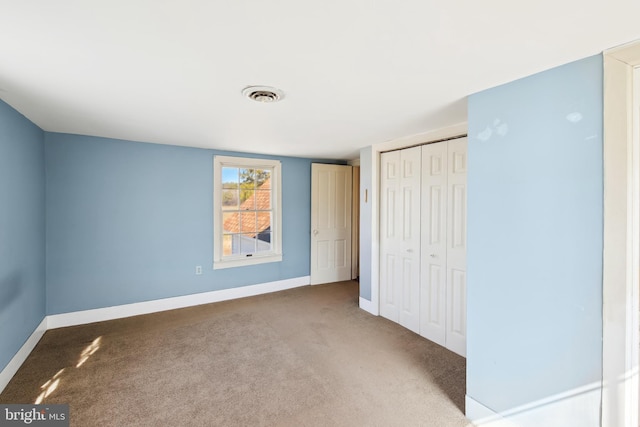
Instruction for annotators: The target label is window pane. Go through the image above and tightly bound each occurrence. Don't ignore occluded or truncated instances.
[256,233,271,252]
[240,189,255,208]
[222,189,239,210]
[222,167,239,189]
[232,235,242,255]
[240,234,256,254]
[254,190,271,210]
[240,212,257,233]
[223,234,242,256]
[256,232,272,251]
[240,169,255,188]
[256,212,271,235]
[255,169,271,188]
[223,212,239,233]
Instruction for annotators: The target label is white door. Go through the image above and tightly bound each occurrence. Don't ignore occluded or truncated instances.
[420,142,448,347]
[310,164,352,285]
[379,147,421,333]
[420,138,467,357]
[445,138,467,357]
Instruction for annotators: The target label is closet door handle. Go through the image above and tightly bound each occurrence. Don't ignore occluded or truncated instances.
[430,254,437,258]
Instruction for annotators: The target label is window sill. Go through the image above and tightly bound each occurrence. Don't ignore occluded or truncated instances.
[213,254,282,270]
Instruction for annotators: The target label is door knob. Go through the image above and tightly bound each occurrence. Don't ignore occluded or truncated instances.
[313,229,319,236]
[430,254,437,258]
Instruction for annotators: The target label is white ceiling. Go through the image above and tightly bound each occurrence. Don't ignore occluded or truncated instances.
[1,1,639,160]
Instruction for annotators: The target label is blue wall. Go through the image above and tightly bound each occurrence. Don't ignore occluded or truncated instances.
[45,133,321,314]
[467,55,603,418]
[0,100,46,372]
[359,146,372,300]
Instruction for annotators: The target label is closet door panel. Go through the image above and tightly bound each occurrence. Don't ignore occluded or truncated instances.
[420,142,448,346]
[398,147,421,333]
[446,138,468,357]
[379,147,421,333]
[380,151,400,323]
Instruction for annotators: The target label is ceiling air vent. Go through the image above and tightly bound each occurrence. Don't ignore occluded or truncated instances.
[242,86,284,103]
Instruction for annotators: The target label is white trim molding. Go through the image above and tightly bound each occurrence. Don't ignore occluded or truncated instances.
[466,382,601,427]
[0,318,47,393]
[602,41,640,427]
[48,276,310,329]
[358,297,378,315]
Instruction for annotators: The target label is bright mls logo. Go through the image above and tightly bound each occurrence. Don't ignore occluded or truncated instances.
[0,405,68,426]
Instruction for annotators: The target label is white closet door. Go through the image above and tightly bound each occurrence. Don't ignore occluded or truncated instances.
[420,143,448,347]
[379,147,421,333]
[380,150,400,323]
[446,138,467,357]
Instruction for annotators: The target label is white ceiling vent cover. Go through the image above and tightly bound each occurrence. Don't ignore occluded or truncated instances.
[242,86,284,103]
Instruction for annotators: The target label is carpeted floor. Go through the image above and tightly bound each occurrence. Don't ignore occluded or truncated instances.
[0,281,471,426]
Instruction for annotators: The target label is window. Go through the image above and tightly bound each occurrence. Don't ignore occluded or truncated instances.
[213,155,282,269]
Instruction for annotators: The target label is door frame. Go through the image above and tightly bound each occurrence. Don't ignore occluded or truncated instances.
[351,163,361,280]
[602,41,640,427]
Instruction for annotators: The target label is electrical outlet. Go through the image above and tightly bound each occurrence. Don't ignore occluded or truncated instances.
[195,265,202,275]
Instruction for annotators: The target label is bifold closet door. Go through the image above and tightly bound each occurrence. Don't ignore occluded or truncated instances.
[444,138,467,357]
[419,138,467,357]
[379,146,421,333]
[420,142,448,347]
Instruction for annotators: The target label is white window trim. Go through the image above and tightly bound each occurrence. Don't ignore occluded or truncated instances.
[213,155,282,269]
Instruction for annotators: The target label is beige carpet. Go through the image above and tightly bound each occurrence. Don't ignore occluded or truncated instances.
[0,281,471,426]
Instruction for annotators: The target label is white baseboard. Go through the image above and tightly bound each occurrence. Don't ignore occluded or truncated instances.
[466,382,601,427]
[359,296,378,315]
[466,395,517,427]
[48,276,311,329]
[0,317,47,394]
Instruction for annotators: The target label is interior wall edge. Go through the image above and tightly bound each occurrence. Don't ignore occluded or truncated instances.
[601,40,640,427]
